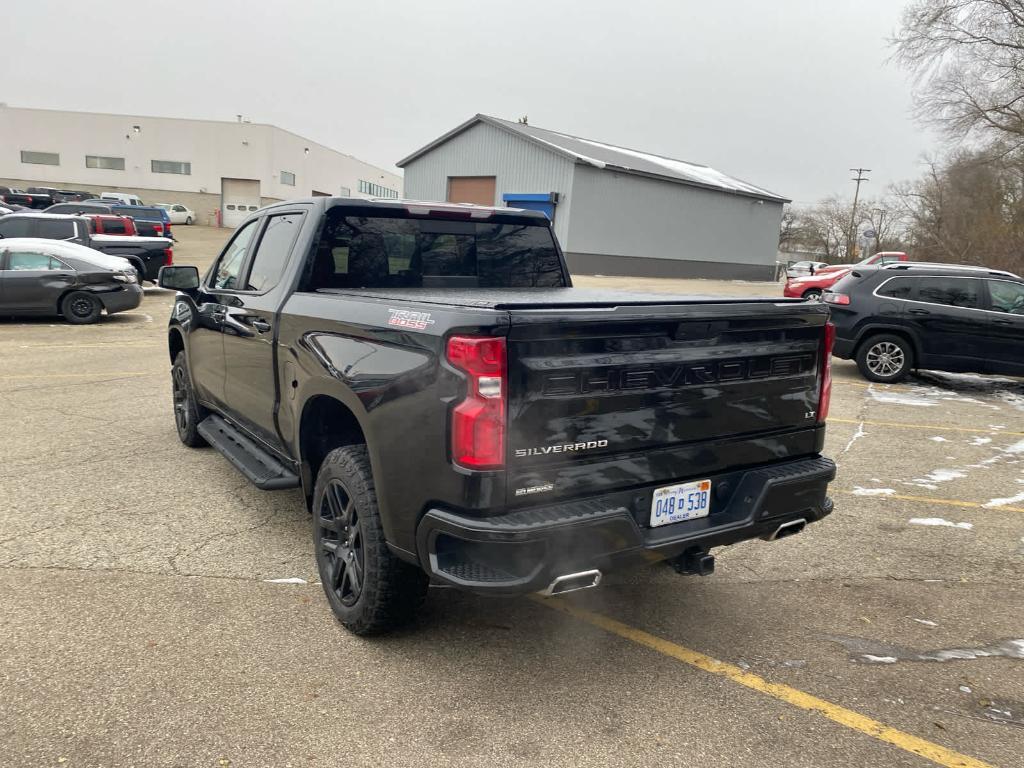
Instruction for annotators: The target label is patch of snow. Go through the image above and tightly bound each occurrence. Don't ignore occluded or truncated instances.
[851,487,896,496]
[984,492,1024,508]
[263,577,308,584]
[868,389,937,407]
[1003,439,1024,454]
[908,518,973,530]
[913,619,938,627]
[915,469,966,483]
[959,685,972,693]
[862,655,898,664]
[929,436,949,442]
[970,437,993,446]
[840,422,866,457]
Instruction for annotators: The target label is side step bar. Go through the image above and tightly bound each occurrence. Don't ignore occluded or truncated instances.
[197,414,299,490]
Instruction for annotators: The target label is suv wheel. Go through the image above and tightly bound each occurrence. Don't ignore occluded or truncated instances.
[61,291,102,324]
[171,352,208,446]
[856,334,913,382]
[313,445,428,635]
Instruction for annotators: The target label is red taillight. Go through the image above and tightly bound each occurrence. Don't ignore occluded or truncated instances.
[164,248,173,265]
[447,335,507,469]
[817,322,835,423]
[823,292,850,305]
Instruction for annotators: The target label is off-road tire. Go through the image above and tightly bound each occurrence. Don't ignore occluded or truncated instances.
[855,333,913,383]
[171,352,208,447]
[61,291,102,324]
[313,445,428,635]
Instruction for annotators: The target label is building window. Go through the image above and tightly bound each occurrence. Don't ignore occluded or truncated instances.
[20,150,60,166]
[339,186,351,197]
[86,155,125,171]
[152,160,191,175]
[358,179,399,199]
[281,171,296,186]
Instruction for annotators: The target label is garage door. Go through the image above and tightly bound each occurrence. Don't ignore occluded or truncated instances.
[447,176,496,206]
[221,178,261,228]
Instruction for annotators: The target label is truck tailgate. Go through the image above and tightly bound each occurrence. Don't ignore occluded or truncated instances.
[505,300,830,504]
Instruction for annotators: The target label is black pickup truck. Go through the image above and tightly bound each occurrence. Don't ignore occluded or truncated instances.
[0,186,51,209]
[159,197,836,634]
[0,212,172,282]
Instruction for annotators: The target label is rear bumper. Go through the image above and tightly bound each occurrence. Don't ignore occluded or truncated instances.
[833,336,856,359]
[98,285,143,314]
[416,455,836,595]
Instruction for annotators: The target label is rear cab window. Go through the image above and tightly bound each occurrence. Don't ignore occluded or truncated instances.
[305,208,565,290]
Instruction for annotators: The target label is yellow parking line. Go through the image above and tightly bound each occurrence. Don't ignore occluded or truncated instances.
[0,371,151,380]
[839,490,1024,514]
[830,418,1024,437]
[534,597,993,768]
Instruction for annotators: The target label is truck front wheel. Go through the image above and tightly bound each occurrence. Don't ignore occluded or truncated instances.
[313,445,428,635]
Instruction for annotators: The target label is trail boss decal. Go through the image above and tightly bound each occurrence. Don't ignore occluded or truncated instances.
[387,309,435,330]
[514,440,609,458]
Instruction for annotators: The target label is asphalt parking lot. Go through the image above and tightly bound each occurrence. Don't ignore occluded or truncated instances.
[1,226,1022,768]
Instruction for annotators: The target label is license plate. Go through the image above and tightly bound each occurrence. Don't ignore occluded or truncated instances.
[650,479,712,527]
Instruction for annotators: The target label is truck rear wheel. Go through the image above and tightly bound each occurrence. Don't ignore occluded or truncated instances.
[313,445,428,635]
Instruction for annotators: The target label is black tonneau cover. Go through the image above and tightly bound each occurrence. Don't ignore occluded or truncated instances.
[318,287,798,310]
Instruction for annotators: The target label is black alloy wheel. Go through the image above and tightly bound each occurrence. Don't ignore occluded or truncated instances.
[171,351,207,446]
[317,479,365,607]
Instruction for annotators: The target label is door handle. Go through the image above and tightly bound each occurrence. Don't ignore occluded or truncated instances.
[907,308,930,315]
[251,319,272,333]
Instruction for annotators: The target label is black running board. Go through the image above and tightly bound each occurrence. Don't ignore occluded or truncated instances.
[197,414,299,490]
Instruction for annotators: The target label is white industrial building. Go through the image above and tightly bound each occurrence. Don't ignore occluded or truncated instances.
[399,115,789,280]
[0,105,402,227]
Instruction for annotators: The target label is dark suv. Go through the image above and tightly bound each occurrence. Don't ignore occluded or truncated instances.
[825,263,1024,382]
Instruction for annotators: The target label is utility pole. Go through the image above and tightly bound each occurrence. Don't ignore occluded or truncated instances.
[873,207,885,251]
[847,168,870,261]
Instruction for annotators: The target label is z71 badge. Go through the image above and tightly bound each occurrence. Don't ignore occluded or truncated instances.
[387,308,435,330]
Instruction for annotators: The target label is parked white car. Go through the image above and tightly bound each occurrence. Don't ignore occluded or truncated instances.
[785,260,830,278]
[99,192,144,206]
[155,203,196,225]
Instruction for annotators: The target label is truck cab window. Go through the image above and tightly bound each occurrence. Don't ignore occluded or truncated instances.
[212,219,258,290]
[306,209,565,290]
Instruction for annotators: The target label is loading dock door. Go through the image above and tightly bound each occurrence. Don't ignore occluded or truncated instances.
[221,178,261,227]
[447,176,496,206]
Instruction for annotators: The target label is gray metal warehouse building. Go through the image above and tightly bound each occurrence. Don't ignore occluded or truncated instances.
[398,115,789,280]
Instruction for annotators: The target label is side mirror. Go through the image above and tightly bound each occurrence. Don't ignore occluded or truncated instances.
[158,265,200,291]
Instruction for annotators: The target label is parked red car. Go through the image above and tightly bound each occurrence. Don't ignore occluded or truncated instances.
[784,252,910,299]
[784,268,850,299]
[84,214,138,236]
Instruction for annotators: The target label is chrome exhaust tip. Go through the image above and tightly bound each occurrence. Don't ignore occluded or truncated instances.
[540,569,603,596]
[763,518,807,541]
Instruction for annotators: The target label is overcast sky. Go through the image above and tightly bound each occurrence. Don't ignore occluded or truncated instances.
[4,0,935,204]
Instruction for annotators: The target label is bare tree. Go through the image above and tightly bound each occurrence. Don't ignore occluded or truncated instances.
[893,147,1024,272]
[893,1,1024,149]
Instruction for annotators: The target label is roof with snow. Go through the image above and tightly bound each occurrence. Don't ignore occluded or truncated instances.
[397,114,789,203]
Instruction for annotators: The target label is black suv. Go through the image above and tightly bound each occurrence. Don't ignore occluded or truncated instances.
[825,263,1024,382]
